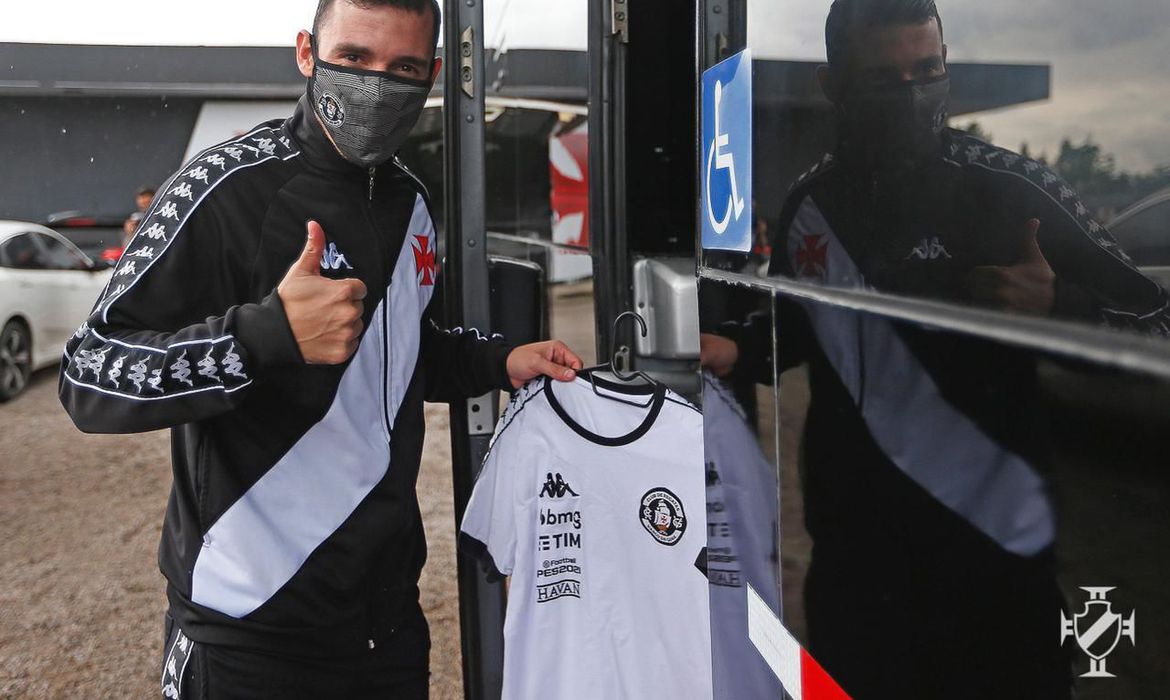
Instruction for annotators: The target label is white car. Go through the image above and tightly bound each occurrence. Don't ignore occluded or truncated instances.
[0,221,112,401]
[1109,187,1170,289]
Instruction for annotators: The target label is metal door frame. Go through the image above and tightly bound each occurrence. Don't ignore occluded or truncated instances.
[442,2,506,698]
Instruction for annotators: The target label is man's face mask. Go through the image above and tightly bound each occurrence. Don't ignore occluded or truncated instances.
[308,38,432,169]
[837,74,950,167]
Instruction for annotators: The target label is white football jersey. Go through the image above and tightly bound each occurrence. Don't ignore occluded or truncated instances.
[702,373,784,699]
[460,375,713,700]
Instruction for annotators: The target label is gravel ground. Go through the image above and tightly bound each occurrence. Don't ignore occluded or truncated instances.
[0,285,595,700]
[0,368,465,699]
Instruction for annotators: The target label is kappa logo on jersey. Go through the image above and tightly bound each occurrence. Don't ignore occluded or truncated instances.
[320,242,353,271]
[905,236,953,261]
[412,235,436,286]
[537,579,581,603]
[539,472,579,499]
[640,487,687,546]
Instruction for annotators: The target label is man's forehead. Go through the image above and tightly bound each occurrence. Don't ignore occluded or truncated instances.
[849,19,943,70]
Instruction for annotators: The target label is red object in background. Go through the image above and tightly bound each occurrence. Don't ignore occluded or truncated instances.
[100,247,124,263]
[548,128,589,248]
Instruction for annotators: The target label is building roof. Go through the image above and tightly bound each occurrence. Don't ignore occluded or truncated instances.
[1,43,1047,114]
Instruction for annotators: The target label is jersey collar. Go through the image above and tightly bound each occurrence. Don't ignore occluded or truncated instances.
[543,375,666,447]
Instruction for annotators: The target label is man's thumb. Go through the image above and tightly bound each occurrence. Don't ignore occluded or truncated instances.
[293,221,326,275]
[1020,218,1045,265]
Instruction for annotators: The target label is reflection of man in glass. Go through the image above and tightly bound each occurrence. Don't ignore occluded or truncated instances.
[695,0,1170,697]
[794,0,1166,328]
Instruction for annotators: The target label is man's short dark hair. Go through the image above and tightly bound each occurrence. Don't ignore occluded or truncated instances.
[825,0,943,69]
[312,0,441,53]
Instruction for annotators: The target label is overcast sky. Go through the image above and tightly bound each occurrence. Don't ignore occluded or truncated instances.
[5,0,1168,171]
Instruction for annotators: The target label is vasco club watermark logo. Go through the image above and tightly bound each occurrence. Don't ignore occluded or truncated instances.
[1060,587,1136,678]
[639,488,687,546]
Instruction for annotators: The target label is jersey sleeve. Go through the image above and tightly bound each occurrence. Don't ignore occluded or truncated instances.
[459,383,537,580]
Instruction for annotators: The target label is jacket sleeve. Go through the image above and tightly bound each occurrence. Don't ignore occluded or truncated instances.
[59,201,302,434]
[989,157,1170,335]
[421,291,515,403]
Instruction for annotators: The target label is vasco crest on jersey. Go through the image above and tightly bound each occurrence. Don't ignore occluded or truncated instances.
[639,488,687,546]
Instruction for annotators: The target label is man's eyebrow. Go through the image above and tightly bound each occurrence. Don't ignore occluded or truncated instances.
[331,42,373,57]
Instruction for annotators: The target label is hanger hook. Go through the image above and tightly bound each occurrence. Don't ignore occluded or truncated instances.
[609,311,647,379]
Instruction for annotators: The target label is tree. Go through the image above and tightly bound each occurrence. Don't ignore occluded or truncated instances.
[1055,137,1117,194]
[1015,135,1170,215]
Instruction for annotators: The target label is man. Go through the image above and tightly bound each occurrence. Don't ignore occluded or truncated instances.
[702,1,1169,697]
[59,1,581,697]
[123,184,156,244]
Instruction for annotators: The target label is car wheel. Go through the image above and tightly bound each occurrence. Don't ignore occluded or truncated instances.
[0,320,33,402]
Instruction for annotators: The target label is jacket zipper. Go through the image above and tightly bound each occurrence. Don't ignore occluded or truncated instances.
[364,165,394,644]
[362,166,394,440]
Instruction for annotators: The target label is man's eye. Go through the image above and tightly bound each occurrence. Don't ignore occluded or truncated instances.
[344,54,361,63]
[398,64,417,74]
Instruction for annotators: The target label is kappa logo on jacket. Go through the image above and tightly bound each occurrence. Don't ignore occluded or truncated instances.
[905,236,953,261]
[320,242,353,271]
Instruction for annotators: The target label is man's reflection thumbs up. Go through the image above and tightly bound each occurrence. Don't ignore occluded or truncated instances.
[968,218,1056,316]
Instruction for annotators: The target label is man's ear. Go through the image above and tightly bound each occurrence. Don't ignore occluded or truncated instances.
[295,30,315,80]
[816,64,841,104]
[430,57,443,87]
[942,43,948,67]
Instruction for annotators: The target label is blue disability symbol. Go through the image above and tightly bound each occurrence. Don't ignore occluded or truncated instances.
[705,77,746,235]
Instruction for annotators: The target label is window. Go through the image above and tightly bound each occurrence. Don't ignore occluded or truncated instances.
[36,233,91,271]
[1111,196,1170,267]
[0,234,50,270]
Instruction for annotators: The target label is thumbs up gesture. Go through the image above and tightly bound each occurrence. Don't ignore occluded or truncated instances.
[277,221,368,364]
[967,218,1055,316]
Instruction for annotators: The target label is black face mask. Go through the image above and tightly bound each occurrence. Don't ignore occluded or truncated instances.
[308,39,432,169]
[837,74,950,169]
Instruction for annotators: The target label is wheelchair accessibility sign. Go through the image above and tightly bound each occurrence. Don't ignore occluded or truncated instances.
[701,49,752,252]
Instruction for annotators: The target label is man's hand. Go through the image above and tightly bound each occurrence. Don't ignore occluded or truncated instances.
[506,340,583,389]
[700,333,738,378]
[967,218,1056,316]
[278,221,368,365]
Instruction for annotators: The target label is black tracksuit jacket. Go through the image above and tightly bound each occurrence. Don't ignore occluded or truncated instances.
[59,98,513,657]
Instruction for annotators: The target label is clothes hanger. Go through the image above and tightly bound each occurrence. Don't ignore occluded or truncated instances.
[577,311,660,408]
